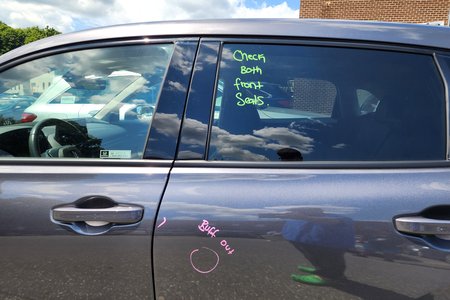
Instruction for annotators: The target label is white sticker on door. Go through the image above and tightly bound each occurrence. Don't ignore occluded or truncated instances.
[100,150,132,159]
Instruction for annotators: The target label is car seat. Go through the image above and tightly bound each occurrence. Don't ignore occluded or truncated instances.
[351,91,444,160]
[217,85,262,135]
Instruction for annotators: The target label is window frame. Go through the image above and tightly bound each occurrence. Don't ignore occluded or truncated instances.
[0,37,199,166]
[178,37,450,168]
[435,53,450,160]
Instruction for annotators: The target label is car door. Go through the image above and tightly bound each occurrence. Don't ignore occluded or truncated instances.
[0,38,198,299]
[154,39,450,299]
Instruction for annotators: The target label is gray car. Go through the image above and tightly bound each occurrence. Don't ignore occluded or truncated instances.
[1,19,450,299]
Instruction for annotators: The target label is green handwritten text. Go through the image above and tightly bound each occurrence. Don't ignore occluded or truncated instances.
[236,92,264,107]
[233,78,264,91]
[241,66,262,75]
[233,50,266,63]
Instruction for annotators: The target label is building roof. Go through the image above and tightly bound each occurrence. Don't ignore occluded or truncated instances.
[1,18,450,66]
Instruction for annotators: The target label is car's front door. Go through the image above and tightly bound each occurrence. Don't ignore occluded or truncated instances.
[154,39,450,299]
[0,39,197,299]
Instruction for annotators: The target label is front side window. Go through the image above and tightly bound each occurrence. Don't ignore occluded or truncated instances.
[209,44,445,161]
[0,43,174,159]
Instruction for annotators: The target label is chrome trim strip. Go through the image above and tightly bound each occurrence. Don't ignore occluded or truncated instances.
[435,54,450,160]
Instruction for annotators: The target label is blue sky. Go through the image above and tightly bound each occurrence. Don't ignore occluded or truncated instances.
[1,0,301,33]
[245,0,300,10]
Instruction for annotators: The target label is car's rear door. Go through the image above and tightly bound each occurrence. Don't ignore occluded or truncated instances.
[154,39,450,299]
[0,38,198,299]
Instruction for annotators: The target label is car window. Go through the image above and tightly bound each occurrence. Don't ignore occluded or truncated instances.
[0,43,174,159]
[209,44,445,161]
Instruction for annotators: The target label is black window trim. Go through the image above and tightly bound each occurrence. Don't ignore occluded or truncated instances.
[0,158,173,168]
[186,37,450,168]
[174,159,450,169]
[177,40,221,160]
[435,53,450,160]
[200,37,440,55]
[205,40,225,160]
[144,40,199,160]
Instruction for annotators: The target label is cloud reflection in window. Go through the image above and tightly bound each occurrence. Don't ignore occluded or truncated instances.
[169,114,314,161]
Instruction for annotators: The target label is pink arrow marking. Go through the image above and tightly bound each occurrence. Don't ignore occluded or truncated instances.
[157,217,167,228]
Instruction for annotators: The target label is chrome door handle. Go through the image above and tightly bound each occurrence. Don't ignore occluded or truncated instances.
[52,204,144,224]
[395,216,450,237]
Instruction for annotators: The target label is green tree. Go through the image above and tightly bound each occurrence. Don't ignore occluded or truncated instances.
[0,22,60,55]
[0,22,25,55]
[22,25,60,44]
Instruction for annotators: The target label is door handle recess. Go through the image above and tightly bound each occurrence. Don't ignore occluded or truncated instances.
[395,216,450,237]
[52,205,144,225]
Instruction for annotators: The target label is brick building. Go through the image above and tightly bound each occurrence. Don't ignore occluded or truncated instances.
[299,0,450,25]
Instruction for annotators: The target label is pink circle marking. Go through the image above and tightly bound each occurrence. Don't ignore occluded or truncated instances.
[189,247,220,274]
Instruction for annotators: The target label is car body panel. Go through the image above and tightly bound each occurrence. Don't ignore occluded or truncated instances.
[154,165,450,299]
[2,19,450,68]
[0,163,168,299]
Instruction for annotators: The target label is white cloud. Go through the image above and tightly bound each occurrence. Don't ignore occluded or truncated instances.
[0,0,299,33]
[232,1,299,18]
[1,1,74,31]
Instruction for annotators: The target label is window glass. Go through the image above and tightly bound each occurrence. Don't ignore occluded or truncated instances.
[209,44,445,161]
[0,44,174,159]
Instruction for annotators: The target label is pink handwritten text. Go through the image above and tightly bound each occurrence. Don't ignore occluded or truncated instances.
[198,219,220,238]
[220,239,235,255]
[197,219,235,255]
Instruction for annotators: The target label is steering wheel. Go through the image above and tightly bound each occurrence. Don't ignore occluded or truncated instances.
[28,118,89,157]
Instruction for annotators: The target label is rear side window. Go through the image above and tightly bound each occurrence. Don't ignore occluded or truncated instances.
[209,44,445,161]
